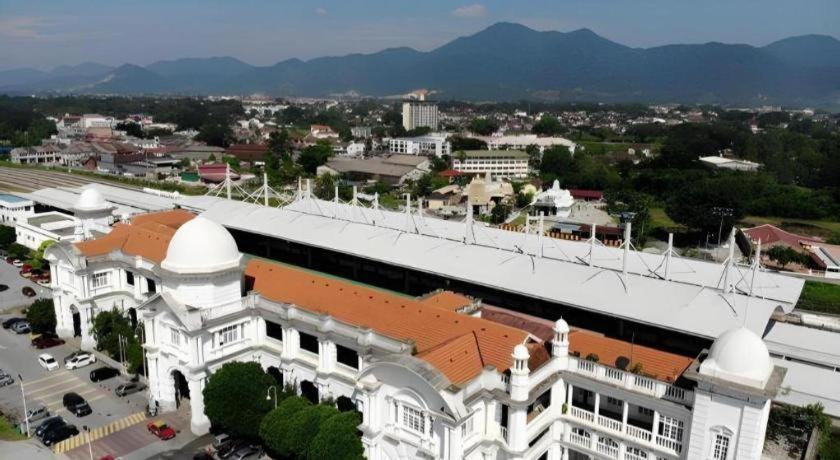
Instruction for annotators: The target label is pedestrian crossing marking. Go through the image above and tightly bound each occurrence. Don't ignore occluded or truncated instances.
[52,411,147,454]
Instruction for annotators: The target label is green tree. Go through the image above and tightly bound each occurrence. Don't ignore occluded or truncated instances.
[204,361,274,440]
[765,246,807,268]
[308,411,364,460]
[298,142,333,174]
[7,243,29,260]
[260,395,312,458]
[286,404,339,458]
[315,173,337,199]
[539,146,574,183]
[26,298,55,334]
[532,115,566,136]
[0,225,15,251]
[490,203,511,224]
[196,122,233,148]
[90,310,144,373]
[468,118,498,136]
[27,240,54,271]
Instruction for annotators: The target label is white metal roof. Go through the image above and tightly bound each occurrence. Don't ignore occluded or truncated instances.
[24,183,176,216]
[764,322,840,369]
[179,195,805,340]
[771,357,840,417]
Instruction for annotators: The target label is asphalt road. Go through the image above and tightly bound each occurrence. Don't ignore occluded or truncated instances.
[0,319,148,440]
[0,260,52,313]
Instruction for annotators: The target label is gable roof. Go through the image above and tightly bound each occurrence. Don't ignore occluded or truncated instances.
[245,259,531,385]
[742,224,823,248]
[74,209,194,263]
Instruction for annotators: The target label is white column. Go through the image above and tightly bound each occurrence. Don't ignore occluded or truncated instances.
[189,378,211,435]
[652,411,661,437]
[622,401,629,433]
[593,392,601,416]
[79,306,95,351]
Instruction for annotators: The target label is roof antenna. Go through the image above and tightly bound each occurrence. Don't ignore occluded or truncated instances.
[664,232,674,280]
[537,212,544,259]
[621,222,632,277]
[586,223,597,266]
[404,193,417,234]
[749,238,762,296]
[334,185,339,218]
[721,228,737,293]
[262,173,269,207]
[225,163,232,200]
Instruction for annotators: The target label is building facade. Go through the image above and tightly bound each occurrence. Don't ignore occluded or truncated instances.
[389,134,451,158]
[47,210,783,460]
[402,101,439,131]
[0,193,35,226]
[453,150,530,179]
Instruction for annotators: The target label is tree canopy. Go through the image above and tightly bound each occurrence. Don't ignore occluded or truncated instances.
[26,298,55,335]
[308,411,364,460]
[204,361,275,440]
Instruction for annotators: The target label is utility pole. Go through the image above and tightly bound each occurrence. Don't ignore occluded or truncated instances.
[712,207,734,247]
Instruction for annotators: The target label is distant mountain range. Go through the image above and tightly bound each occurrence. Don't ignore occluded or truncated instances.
[2,23,839,106]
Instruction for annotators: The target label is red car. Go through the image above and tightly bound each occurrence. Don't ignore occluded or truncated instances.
[147,421,176,440]
[32,335,66,349]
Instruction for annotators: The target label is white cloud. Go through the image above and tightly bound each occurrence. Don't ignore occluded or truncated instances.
[452,4,487,18]
[315,7,328,16]
[0,17,48,41]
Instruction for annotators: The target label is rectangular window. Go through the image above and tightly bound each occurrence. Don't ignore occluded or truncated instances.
[659,416,684,442]
[638,407,654,417]
[461,414,474,437]
[606,397,622,406]
[125,271,134,286]
[266,320,284,342]
[402,405,425,433]
[299,332,319,354]
[713,434,730,459]
[218,324,239,346]
[170,327,180,346]
[336,344,359,369]
[147,279,157,293]
[91,272,110,289]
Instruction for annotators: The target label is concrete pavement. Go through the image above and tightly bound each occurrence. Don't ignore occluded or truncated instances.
[0,259,52,313]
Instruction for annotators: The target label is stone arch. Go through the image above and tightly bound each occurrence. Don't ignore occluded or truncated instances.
[267,366,283,386]
[336,395,356,413]
[70,304,81,337]
[300,380,319,404]
[172,368,190,407]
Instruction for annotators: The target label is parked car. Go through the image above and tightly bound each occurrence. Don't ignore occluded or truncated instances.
[32,335,65,349]
[64,350,85,364]
[38,353,59,371]
[0,284,8,292]
[89,367,120,382]
[231,445,262,460]
[212,433,231,450]
[62,392,92,417]
[26,405,50,424]
[0,373,13,387]
[65,352,96,370]
[2,317,25,329]
[116,381,146,397]
[147,421,176,440]
[42,423,79,446]
[217,439,247,459]
[12,259,23,267]
[22,286,36,297]
[35,416,65,439]
[12,321,31,334]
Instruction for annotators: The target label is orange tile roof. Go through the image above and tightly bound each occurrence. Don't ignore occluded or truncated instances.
[74,210,194,263]
[245,259,531,385]
[569,330,693,383]
[417,290,474,312]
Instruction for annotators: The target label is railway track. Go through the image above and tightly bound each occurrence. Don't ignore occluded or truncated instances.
[0,166,134,193]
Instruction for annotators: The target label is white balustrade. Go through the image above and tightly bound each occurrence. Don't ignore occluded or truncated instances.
[569,432,592,449]
[596,440,619,458]
[605,367,625,384]
[570,406,595,423]
[624,452,648,460]
[568,356,693,404]
[597,414,624,433]
[625,424,653,443]
[656,434,683,453]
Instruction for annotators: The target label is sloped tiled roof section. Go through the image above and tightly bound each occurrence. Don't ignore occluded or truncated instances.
[417,290,474,312]
[245,259,531,385]
[569,330,693,383]
[74,209,194,263]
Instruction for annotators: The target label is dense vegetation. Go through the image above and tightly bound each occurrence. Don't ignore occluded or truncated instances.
[90,310,144,374]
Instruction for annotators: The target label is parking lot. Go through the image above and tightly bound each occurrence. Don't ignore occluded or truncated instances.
[0,259,51,313]
[0,313,182,457]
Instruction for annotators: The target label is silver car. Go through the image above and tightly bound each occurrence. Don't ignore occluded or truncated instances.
[0,373,13,387]
[26,405,50,424]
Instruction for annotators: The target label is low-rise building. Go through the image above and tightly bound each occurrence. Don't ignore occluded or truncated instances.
[533,180,574,218]
[389,134,451,158]
[310,124,340,139]
[351,126,372,139]
[318,154,430,186]
[0,193,35,226]
[15,211,79,250]
[471,134,577,154]
[699,155,761,172]
[453,150,530,179]
[10,145,63,165]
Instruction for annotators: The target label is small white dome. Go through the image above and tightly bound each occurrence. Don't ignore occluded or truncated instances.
[700,327,773,388]
[75,187,108,211]
[554,317,570,334]
[512,344,530,360]
[161,217,241,274]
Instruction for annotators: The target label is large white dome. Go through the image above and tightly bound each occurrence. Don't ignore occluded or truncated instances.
[161,217,241,274]
[699,327,773,388]
[75,187,109,211]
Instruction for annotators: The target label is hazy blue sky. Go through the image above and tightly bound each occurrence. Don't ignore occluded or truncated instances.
[1,0,838,70]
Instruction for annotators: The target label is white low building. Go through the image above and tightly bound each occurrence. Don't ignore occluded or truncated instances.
[533,180,575,218]
[16,188,114,251]
[0,193,35,226]
[390,134,451,158]
[47,210,784,460]
[453,150,530,179]
[698,156,761,172]
[471,134,577,154]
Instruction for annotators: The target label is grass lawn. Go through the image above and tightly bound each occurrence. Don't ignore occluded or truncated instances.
[796,281,840,315]
[739,215,840,239]
[649,207,682,230]
[0,415,25,441]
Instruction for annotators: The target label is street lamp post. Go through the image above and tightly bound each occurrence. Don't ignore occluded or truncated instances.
[266,385,278,409]
[18,374,29,437]
[712,207,734,247]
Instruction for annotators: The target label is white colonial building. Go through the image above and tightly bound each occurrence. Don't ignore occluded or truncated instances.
[45,209,784,460]
[453,150,530,179]
[389,134,451,158]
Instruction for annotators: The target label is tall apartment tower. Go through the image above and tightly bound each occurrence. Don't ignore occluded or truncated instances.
[402,98,439,131]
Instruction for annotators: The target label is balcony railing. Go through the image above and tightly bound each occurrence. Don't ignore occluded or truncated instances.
[568,356,693,406]
[567,405,682,455]
[569,432,592,450]
[624,453,647,460]
[596,441,619,459]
